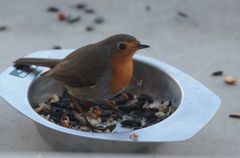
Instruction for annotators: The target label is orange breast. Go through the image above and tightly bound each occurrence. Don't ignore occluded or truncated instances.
[110,56,133,94]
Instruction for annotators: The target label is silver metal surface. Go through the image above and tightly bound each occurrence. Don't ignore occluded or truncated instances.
[0,49,221,152]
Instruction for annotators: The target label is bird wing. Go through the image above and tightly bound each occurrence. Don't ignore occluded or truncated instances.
[50,45,110,87]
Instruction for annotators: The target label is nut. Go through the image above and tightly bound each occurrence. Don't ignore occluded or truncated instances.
[224,76,236,85]
[61,115,70,128]
[35,103,51,113]
[80,126,90,131]
[57,11,67,21]
[155,111,165,118]
[129,133,139,141]
[50,94,60,103]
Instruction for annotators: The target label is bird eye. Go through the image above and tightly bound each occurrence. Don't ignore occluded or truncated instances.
[117,42,126,50]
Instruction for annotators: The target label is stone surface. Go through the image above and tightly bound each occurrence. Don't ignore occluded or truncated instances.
[0,0,240,157]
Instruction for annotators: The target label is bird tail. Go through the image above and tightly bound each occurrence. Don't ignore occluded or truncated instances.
[14,58,61,68]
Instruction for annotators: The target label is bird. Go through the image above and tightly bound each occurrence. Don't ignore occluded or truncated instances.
[14,34,149,101]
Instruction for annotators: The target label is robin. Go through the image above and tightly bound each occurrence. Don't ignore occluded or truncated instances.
[14,34,149,101]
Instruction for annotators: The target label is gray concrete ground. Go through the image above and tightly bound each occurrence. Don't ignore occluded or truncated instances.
[0,0,240,157]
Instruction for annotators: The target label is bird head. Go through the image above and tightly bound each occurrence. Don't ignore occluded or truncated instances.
[100,34,150,58]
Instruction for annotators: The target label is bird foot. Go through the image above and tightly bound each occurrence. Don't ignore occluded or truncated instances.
[69,97,97,130]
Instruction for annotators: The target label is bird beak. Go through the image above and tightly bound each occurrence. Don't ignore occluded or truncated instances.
[138,44,150,49]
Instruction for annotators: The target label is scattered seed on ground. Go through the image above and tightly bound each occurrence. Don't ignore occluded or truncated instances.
[211,70,223,76]
[47,6,59,12]
[145,6,151,12]
[0,26,7,31]
[85,8,95,14]
[177,11,188,18]
[52,46,62,49]
[229,114,240,119]
[224,75,236,85]
[86,26,94,32]
[95,17,104,24]
[67,16,81,24]
[57,11,67,21]
[76,3,86,10]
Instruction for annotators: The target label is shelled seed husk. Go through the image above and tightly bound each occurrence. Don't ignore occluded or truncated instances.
[35,91,173,133]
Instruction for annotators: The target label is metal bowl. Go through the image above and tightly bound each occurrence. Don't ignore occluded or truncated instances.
[0,49,221,153]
